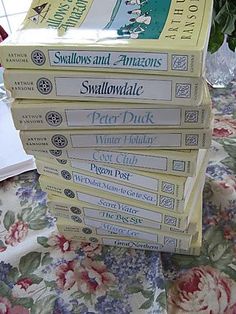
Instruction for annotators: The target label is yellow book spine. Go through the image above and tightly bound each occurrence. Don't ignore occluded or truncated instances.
[0,0,213,80]
[39,154,207,214]
[58,200,202,255]
[56,218,191,250]
[20,128,212,150]
[49,198,199,235]
[0,45,202,77]
[27,148,199,177]
[47,191,195,231]
[4,70,204,106]
[60,232,202,255]
[12,96,211,130]
[36,158,187,200]
[39,172,185,212]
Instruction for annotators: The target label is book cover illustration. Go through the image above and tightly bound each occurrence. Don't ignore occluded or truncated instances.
[25,0,171,38]
[0,0,213,76]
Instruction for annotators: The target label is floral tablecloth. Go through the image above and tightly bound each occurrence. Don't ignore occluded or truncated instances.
[0,82,236,314]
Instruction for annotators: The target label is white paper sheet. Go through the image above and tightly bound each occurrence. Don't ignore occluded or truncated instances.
[0,99,35,181]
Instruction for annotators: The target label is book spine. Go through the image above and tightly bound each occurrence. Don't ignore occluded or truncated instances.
[83,217,191,249]
[20,129,212,150]
[12,103,211,130]
[48,191,191,230]
[4,70,203,106]
[37,165,186,210]
[56,220,191,250]
[60,231,201,255]
[39,175,186,213]
[29,148,196,177]
[0,46,202,77]
[95,238,201,255]
[36,159,185,199]
[49,202,197,235]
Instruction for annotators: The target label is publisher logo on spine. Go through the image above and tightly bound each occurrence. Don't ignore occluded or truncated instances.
[89,237,98,243]
[51,135,68,148]
[49,149,62,157]
[82,228,92,235]
[46,111,63,126]
[37,78,53,95]
[70,207,81,215]
[71,215,82,224]
[31,50,46,66]
[56,159,67,165]
[61,170,72,181]
[64,189,75,199]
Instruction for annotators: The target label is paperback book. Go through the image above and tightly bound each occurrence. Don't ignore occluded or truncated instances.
[4,69,204,106]
[0,0,213,77]
[58,212,202,255]
[45,148,206,180]
[45,172,203,231]
[36,150,207,209]
[20,127,212,150]
[57,197,202,254]
[59,230,202,255]
[12,86,211,130]
[29,148,201,177]
[36,149,207,200]
[48,193,201,234]
[56,217,192,249]
[39,156,208,213]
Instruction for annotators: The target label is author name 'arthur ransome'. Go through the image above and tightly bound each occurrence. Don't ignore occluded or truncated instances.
[80,80,144,97]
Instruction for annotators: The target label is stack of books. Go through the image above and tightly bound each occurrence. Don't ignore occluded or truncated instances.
[0,0,213,255]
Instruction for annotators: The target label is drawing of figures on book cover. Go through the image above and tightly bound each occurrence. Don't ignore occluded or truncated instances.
[23,0,171,40]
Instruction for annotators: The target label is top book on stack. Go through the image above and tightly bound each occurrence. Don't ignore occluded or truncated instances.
[0,0,213,77]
